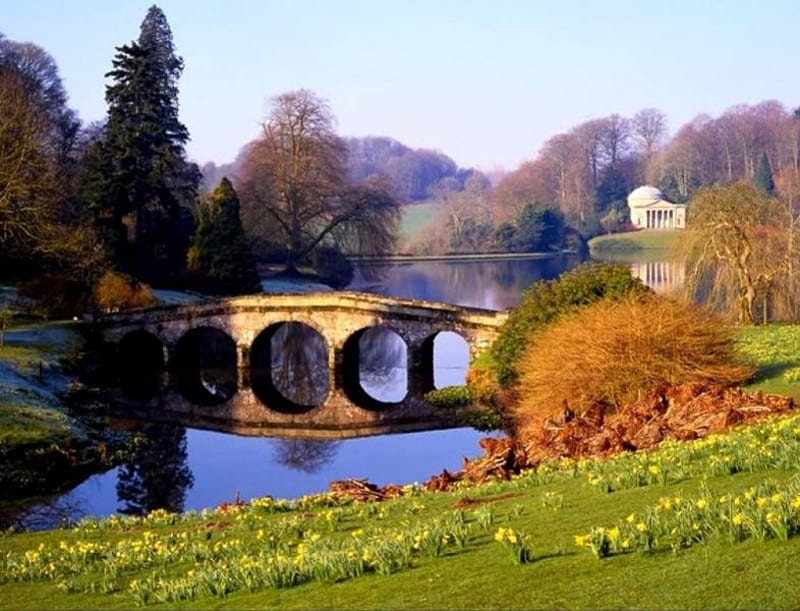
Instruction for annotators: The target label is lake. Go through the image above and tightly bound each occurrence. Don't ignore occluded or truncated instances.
[5,251,676,528]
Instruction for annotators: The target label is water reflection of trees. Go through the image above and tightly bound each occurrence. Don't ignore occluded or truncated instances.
[174,328,237,405]
[250,322,329,409]
[350,256,577,309]
[271,438,340,473]
[357,327,407,402]
[251,322,409,408]
[0,494,85,531]
[116,425,194,516]
[270,323,328,406]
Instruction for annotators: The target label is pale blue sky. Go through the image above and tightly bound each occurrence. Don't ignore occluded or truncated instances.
[4,0,800,171]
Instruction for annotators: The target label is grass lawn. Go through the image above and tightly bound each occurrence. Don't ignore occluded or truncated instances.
[399,201,441,246]
[737,324,800,401]
[4,311,800,609]
[3,413,800,609]
[589,230,684,254]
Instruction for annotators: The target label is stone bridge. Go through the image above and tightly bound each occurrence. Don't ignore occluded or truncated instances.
[92,291,509,434]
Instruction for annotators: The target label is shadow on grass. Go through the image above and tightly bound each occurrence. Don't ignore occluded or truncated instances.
[532,549,577,562]
[750,361,795,384]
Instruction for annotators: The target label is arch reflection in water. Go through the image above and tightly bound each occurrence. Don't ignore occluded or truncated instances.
[173,327,237,405]
[250,322,329,412]
[344,326,407,407]
[118,329,164,400]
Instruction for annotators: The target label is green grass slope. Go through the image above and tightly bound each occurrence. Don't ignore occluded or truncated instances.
[399,202,441,246]
[589,229,683,255]
[3,412,800,610]
[4,309,800,610]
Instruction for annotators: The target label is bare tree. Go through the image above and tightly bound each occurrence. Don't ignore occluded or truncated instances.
[682,182,793,324]
[599,114,631,166]
[237,90,399,272]
[631,108,667,159]
[0,38,102,276]
[435,172,493,253]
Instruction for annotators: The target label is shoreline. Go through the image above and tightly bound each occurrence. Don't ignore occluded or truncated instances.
[349,250,571,264]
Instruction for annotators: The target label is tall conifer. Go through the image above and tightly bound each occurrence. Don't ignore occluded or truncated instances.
[754,153,775,195]
[82,5,199,280]
[188,178,261,295]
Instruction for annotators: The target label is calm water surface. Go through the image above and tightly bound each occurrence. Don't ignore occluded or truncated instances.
[11,255,586,527]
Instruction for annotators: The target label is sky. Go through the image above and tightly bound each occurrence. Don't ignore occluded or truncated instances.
[4,0,800,172]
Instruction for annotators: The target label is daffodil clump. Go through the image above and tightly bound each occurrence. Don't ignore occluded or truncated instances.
[493,527,533,564]
[1,489,491,607]
[736,325,800,373]
[575,477,800,558]
[583,413,800,493]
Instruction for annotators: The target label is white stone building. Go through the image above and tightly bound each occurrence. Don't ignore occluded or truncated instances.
[627,186,686,229]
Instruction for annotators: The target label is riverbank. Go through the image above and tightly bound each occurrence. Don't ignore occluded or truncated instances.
[0,286,208,527]
[349,251,566,264]
[589,229,683,253]
[3,412,800,609]
[0,317,136,529]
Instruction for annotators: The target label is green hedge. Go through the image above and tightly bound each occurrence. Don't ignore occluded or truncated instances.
[490,263,649,387]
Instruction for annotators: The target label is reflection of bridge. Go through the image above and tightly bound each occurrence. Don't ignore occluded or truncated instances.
[92,292,508,432]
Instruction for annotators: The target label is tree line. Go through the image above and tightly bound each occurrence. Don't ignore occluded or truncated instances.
[418,103,799,257]
[0,5,401,312]
[4,3,800,319]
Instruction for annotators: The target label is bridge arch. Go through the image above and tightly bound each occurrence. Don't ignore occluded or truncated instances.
[250,321,329,413]
[341,325,408,410]
[415,330,470,391]
[118,329,164,400]
[173,326,237,406]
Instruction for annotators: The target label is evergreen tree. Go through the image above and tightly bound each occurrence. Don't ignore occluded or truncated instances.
[512,203,546,252]
[595,165,629,214]
[188,178,261,295]
[754,152,775,195]
[81,5,199,280]
[495,203,565,253]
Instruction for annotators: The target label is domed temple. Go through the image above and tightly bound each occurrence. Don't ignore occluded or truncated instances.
[627,186,686,229]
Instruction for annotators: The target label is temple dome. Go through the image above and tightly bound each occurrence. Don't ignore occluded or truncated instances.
[628,186,666,208]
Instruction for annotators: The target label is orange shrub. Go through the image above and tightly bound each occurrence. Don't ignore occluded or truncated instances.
[92,271,156,313]
[514,295,753,432]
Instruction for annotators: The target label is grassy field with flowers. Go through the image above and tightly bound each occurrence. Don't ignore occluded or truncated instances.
[2,323,800,609]
[738,324,800,400]
[5,411,800,609]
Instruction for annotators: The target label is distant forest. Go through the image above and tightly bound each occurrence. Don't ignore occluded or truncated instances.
[201,136,476,205]
[203,101,800,257]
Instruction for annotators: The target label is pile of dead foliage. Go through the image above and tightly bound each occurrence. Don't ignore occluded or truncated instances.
[432,382,794,492]
[519,381,793,464]
[329,382,794,500]
[328,479,404,503]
